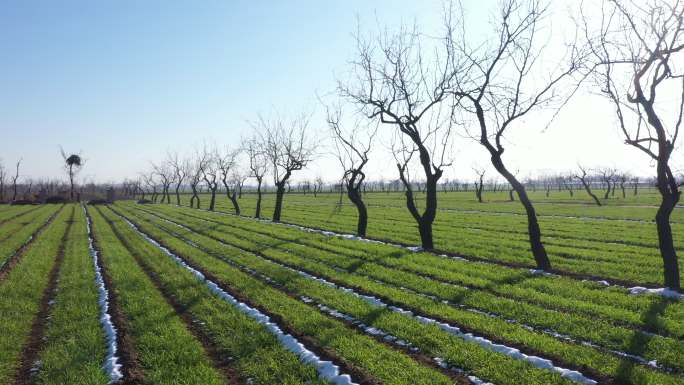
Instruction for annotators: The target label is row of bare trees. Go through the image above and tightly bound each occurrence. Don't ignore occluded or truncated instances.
[138,113,314,222]
[328,0,683,289]
[130,0,682,291]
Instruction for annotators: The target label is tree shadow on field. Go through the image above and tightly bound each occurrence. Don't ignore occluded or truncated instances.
[446,270,533,305]
[614,296,670,383]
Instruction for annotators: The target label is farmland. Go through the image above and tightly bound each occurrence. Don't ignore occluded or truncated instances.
[0,193,682,385]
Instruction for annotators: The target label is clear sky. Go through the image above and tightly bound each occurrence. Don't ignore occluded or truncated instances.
[0,0,680,185]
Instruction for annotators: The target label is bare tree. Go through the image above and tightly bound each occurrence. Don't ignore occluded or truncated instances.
[340,15,458,249]
[452,0,585,270]
[60,148,83,201]
[473,168,485,203]
[199,148,220,211]
[168,152,188,206]
[256,113,314,222]
[326,104,377,237]
[188,155,204,209]
[10,159,21,202]
[633,177,640,196]
[599,168,616,199]
[574,165,602,206]
[618,172,629,199]
[313,176,325,198]
[152,161,174,204]
[243,136,268,218]
[217,148,241,215]
[585,0,684,289]
[141,171,158,203]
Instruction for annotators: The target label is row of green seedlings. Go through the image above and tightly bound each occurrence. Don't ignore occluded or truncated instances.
[259,197,675,256]
[166,202,684,316]
[138,207,671,373]
[193,199,667,286]
[272,201,667,268]
[164,205,684,371]
[239,203,684,296]
[144,203,684,340]
[127,206,684,384]
[97,205,462,385]
[102,210,358,385]
[0,204,42,225]
[114,205,605,385]
[0,206,77,384]
[0,205,63,270]
[90,205,357,385]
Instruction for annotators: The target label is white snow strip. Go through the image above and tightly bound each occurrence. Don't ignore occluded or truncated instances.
[83,208,123,384]
[629,286,684,300]
[120,216,358,385]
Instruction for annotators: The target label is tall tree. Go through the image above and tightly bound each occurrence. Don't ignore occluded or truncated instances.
[256,113,314,222]
[243,136,268,218]
[340,16,458,249]
[168,151,189,206]
[152,162,174,204]
[452,0,584,270]
[326,104,377,237]
[188,155,204,209]
[574,165,602,206]
[60,148,83,201]
[199,148,220,211]
[586,0,684,290]
[217,148,241,215]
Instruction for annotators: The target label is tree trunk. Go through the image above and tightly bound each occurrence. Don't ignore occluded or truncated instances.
[347,185,368,237]
[190,186,200,208]
[579,179,601,206]
[209,188,217,211]
[273,183,286,222]
[255,179,263,219]
[508,188,515,201]
[418,218,433,250]
[69,164,74,201]
[228,191,240,215]
[655,163,681,290]
[492,155,551,270]
[175,184,181,206]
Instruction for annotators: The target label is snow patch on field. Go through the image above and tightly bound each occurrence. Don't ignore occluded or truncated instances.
[84,208,123,384]
[122,216,358,385]
[628,286,684,300]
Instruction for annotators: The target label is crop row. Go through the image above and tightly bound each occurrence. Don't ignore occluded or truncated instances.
[117,203,684,385]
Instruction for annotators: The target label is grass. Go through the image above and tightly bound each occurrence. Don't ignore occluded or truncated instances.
[174,191,684,285]
[0,205,72,384]
[116,202,684,385]
[87,206,227,384]
[35,205,109,385]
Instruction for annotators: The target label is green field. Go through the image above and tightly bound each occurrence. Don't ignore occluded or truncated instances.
[0,194,683,384]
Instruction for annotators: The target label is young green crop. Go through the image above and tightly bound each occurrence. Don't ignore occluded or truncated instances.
[35,206,109,385]
[87,206,227,385]
[119,203,684,385]
[0,206,73,384]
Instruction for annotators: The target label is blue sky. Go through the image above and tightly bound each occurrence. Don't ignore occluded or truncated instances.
[0,1,673,183]
[0,0,447,182]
